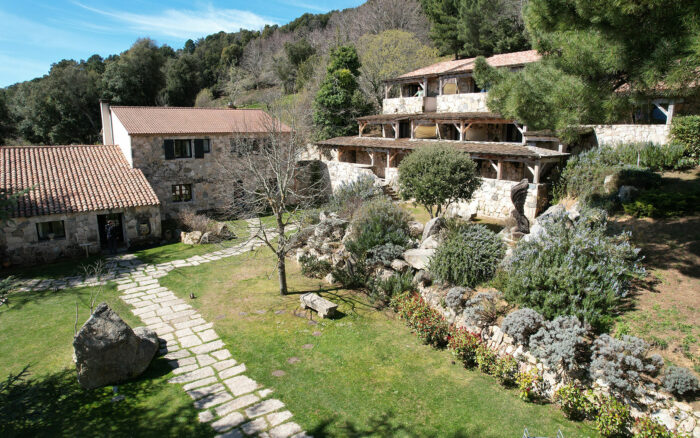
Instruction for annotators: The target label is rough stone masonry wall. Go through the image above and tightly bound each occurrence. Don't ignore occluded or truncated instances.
[586,124,671,145]
[1,205,161,266]
[131,134,240,219]
[322,160,381,193]
[446,179,546,221]
[436,93,489,113]
[416,284,700,436]
[382,96,424,114]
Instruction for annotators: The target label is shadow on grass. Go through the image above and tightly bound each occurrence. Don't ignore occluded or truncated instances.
[307,411,504,438]
[3,287,104,313]
[1,359,211,438]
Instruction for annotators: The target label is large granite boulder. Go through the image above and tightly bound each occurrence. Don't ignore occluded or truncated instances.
[407,221,425,238]
[181,231,203,245]
[73,303,159,389]
[402,248,435,271]
[422,217,445,242]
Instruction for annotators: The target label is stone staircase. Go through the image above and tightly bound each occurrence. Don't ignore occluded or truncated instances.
[382,184,400,201]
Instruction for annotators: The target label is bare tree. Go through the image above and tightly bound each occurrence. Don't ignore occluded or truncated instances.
[215,105,326,295]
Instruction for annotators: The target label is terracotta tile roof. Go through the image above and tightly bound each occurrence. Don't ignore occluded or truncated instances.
[111,106,292,135]
[357,112,511,123]
[394,50,541,81]
[315,136,568,160]
[1,145,160,218]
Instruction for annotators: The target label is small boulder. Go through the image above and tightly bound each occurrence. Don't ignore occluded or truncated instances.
[420,235,440,250]
[422,217,445,242]
[402,248,434,271]
[413,269,432,286]
[73,303,158,389]
[408,221,425,238]
[618,185,639,203]
[200,231,212,244]
[181,231,203,245]
[390,259,410,273]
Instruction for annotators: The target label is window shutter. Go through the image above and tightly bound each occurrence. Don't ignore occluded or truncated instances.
[194,139,205,158]
[164,140,175,160]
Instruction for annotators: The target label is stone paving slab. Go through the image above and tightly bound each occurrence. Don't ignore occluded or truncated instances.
[105,235,307,437]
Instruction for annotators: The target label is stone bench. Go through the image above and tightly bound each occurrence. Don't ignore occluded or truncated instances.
[300,293,338,319]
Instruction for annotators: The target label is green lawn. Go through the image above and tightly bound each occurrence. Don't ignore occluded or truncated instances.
[0,284,211,437]
[160,248,598,438]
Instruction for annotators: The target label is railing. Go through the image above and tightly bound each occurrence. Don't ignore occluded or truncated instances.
[436,93,489,113]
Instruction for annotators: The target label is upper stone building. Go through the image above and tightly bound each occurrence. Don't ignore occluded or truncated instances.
[315,50,568,221]
[100,102,292,218]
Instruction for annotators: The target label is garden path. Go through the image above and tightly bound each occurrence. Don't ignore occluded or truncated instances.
[19,229,309,438]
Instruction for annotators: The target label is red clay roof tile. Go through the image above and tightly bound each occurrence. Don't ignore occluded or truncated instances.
[110,106,292,135]
[1,145,160,218]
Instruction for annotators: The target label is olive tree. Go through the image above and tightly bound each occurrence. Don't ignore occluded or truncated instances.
[398,146,481,218]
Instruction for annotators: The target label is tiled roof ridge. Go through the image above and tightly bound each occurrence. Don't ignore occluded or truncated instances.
[110,105,264,111]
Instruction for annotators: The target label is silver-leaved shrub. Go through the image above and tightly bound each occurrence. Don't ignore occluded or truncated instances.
[502,308,544,346]
[530,315,589,376]
[590,334,663,397]
[501,208,644,331]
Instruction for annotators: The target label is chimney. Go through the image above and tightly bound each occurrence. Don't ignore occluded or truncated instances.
[100,99,114,145]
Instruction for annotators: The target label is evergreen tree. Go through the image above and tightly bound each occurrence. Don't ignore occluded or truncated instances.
[420,0,529,58]
[313,45,371,139]
[0,91,15,145]
[474,0,700,135]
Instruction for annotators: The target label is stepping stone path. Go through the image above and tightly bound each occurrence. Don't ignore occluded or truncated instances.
[22,228,309,438]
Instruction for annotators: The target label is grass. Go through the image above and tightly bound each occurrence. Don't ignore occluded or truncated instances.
[0,284,210,437]
[160,248,598,437]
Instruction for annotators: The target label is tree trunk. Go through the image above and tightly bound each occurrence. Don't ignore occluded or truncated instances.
[276,214,288,296]
[277,255,288,296]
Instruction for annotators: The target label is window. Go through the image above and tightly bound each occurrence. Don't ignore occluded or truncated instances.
[36,220,66,241]
[174,140,192,158]
[172,184,192,202]
[202,139,211,153]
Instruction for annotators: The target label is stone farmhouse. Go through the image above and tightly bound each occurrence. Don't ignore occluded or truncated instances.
[0,145,161,265]
[316,50,568,220]
[99,102,292,219]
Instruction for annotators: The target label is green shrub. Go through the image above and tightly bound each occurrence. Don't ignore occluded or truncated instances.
[554,142,691,206]
[494,355,518,386]
[396,294,448,348]
[516,368,542,401]
[328,174,383,218]
[501,208,645,331]
[633,416,676,438]
[299,255,332,279]
[475,343,498,375]
[429,224,505,288]
[346,197,411,262]
[671,115,700,160]
[447,326,482,367]
[398,145,481,218]
[554,384,597,421]
[595,394,632,438]
[622,189,700,218]
[369,272,415,304]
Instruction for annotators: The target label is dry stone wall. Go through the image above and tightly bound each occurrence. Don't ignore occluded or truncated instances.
[382,97,424,114]
[436,93,489,113]
[322,160,381,193]
[446,179,546,221]
[586,124,671,145]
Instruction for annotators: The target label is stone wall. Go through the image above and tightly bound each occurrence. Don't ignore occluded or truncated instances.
[446,179,546,221]
[1,205,161,266]
[436,93,489,113]
[382,96,424,114]
[586,124,671,145]
[322,160,381,193]
[131,134,241,219]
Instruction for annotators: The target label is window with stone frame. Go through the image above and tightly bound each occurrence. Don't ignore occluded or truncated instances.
[36,220,66,241]
[172,184,193,202]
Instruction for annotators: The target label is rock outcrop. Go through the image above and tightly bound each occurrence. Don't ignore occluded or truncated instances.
[73,303,158,389]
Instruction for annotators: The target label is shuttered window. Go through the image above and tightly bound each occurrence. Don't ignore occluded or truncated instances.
[172,184,193,202]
